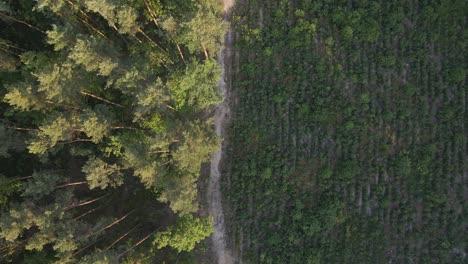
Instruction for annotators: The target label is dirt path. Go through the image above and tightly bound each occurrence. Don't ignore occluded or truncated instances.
[206,1,235,263]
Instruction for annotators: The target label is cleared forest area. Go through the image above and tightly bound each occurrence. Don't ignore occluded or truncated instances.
[223,0,466,263]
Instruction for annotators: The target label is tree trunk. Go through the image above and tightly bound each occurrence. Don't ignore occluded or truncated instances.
[117,229,158,259]
[143,0,160,28]
[137,28,167,55]
[64,194,109,211]
[76,210,135,241]
[64,0,110,40]
[141,0,186,62]
[73,206,101,221]
[80,91,123,107]
[201,42,209,59]
[0,13,45,34]
[105,224,139,250]
[54,181,87,189]
[57,138,93,145]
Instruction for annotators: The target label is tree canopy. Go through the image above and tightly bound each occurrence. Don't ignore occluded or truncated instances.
[0,0,226,262]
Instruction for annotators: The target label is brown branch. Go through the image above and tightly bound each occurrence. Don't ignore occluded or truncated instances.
[0,13,46,34]
[80,91,123,107]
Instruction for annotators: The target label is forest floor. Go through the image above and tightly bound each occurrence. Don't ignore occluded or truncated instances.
[205,0,235,263]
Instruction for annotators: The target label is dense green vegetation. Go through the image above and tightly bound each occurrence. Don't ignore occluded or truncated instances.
[224,0,466,263]
[0,0,227,262]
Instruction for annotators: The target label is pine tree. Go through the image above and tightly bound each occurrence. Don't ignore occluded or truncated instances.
[153,214,213,252]
[159,173,199,214]
[183,1,228,58]
[78,249,119,264]
[4,81,47,111]
[46,24,76,51]
[79,106,114,143]
[169,59,223,111]
[28,112,78,154]
[21,170,61,199]
[69,36,119,76]
[174,120,221,175]
[34,63,86,104]
[82,157,123,190]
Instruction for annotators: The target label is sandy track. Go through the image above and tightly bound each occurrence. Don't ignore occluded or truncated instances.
[206,1,235,263]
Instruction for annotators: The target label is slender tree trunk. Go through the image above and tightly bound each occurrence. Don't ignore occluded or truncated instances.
[0,46,20,56]
[117,229,158,259]
[165,103,177,111]
[111,126,137,130]
[0,42,26,51]
[45,100,82,111]
[73,206,101,221]
[0,13,45,34]
[80,91,123,107]
[63,0,111,40]
[72,14,109,40]
[105,224,139,250]
[57,138,94,145]
[176,43,185,61]
[64,194,109,211]
[141,0,187,62]
[131,34,144,44]
[2,118,38,131]
[99,211,134,232]
[201,42,209,59]
[137,28,167,55]
[5,126,38,131]
[1,176,33,185]
[143,0,160,28]
[76,211,135,242]
[71,238,102,258]
[54,181,87,189]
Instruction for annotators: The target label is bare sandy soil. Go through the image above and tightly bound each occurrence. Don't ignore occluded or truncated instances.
[206,1,235,263]
[223,0,234,13]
